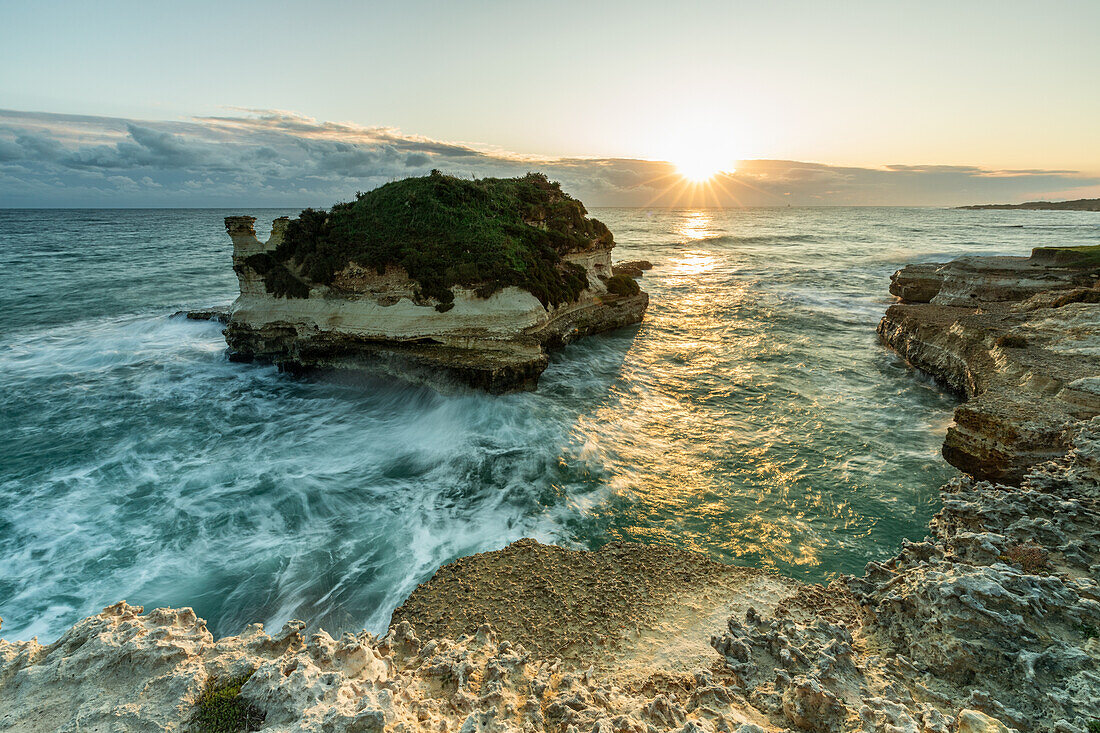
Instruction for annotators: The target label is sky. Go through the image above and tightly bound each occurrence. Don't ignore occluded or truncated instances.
[1,0,1098,207]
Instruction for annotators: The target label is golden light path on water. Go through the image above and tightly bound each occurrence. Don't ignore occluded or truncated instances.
[562,209,877,572]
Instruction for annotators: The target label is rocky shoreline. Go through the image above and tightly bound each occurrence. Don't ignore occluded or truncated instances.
[958,199,1100,212]
[2,250,1098,732]
[878,252,1100,483]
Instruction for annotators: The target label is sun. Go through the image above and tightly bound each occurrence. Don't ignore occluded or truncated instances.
[671,151,734,183]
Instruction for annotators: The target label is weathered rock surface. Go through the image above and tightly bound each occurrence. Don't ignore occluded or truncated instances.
[879,252,1100,482]
[392,539,802,679]
[171,307,230,324]
[612,260,654,277]
[223,216,648,393]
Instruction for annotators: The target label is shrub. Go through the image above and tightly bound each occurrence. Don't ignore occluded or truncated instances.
[606,274,641,296]
[242,253,310,299]
[192,672,265,733]
[999,542,1050,574]
[265,172,612,309]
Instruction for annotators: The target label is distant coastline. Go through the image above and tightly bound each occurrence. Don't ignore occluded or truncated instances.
[959,197,1100,211]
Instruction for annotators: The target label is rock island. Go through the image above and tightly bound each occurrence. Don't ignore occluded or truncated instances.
[222,172,648,392]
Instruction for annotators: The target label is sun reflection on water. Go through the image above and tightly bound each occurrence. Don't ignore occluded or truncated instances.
[669,251,718,277]
[551,208,962,580]
[676,211,715,241]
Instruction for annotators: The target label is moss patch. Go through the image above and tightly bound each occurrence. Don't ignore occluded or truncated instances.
[1032,244,1100,267]
[605,274,641,296]
[192,672,265,733]
[267,171,611,309]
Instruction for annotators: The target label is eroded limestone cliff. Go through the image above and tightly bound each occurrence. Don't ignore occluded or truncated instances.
[221,175,649,392]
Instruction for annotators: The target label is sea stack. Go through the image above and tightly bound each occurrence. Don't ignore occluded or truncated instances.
[222,172,648,392]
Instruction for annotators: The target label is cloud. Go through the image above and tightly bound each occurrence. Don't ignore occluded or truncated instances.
[0,108,1096,207]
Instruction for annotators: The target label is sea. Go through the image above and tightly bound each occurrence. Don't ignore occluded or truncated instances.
[2,206,1097,641]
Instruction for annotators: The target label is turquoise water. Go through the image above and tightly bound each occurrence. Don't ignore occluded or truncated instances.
[3,207,1097,641]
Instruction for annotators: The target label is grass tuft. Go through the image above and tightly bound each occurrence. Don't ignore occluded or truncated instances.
[605,274,641,296]
[265,171,612,308]
[1032,244,1100,267]
[192,672,265,733]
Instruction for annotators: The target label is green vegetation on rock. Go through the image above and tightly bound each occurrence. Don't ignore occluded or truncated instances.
[192,672,265,733]
[263,171,612,310]
[605,273,641,296]
[1032,244,1100,267]
[241,253,310,299]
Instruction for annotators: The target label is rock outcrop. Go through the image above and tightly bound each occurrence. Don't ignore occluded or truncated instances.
[879,252,1100,483]
[221,175,649,393]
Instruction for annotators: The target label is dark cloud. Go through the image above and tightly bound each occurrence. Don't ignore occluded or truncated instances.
[0,108,1096,207]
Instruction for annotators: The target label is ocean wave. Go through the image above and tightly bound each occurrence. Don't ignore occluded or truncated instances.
[0,313,579,639]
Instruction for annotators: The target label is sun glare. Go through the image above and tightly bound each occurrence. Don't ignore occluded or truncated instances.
[671,151,734,183]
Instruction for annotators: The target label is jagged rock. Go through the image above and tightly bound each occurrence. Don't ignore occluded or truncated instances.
[879,251,1100,482]
[955,709,1016,733]
[612,260,654,277]
[887,255,1095,307]
[170,307,230,324]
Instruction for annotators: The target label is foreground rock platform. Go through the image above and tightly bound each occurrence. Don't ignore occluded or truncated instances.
[392,540,808,680]
[879,250,1100,483]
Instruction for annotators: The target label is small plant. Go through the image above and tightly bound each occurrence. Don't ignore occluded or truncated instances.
[1078,623,1099,640]
[192,671,265,733]
[605,274,641,296]
[999,542,1050,574]
[1086,719,1100,733]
